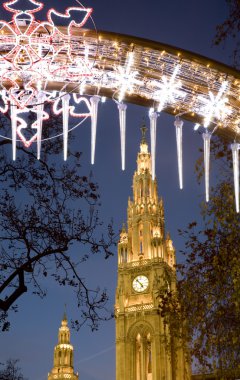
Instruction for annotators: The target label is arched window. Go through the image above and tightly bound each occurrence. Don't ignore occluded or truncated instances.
[134,331,152,380]
[147,333,152,379]
[120,247,124,263]
[59,351,61,365]
[147,178,150,196]
[124,248,128,262]
[139,179,143,198]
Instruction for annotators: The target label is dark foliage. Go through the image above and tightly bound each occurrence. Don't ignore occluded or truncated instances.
[0,110,115,332]
[159,135,240,377]
[0,359,27,380]
[214,0,240,68]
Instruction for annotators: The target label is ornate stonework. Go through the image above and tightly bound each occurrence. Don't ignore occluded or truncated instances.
[48,314,79,380]
[115,134,190,380]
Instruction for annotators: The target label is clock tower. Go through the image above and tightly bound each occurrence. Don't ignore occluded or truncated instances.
[115,128,190,380]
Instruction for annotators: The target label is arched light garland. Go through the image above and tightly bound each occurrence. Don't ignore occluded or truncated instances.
[0,0,238,210]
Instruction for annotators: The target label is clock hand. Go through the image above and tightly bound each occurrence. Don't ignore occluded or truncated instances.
[136,279,143,287]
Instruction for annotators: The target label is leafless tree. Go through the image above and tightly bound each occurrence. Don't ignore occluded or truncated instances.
[0,110,115,332]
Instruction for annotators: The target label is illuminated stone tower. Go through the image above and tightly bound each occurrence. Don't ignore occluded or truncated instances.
[48,314,79,380]
[115,128,190,380]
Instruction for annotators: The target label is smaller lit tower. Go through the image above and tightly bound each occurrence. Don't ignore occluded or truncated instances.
[48,313,79,380]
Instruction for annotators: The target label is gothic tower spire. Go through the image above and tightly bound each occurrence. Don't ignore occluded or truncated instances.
[48,313,79,380]
[115,129,190,380]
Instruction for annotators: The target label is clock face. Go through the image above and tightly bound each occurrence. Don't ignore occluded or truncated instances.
[132,275,149,292]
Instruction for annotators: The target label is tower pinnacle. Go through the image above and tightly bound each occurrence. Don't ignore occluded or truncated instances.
[48,314,79,380]
[115,129,190,380]
[140,122,147,144]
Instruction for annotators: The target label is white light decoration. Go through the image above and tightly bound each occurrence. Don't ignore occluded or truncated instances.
[194,123,200,131]
[0,0,93,157]
[62,93,71,161]
[152,65,185,112]
[174,117,183,189]
[202,131,211,202]
[90,95,101,165]
[36,92,46,160]
[198,81,231,128]
[118,102,127,170]
[231,142,240,213]
[10,101,17,161]
[112,51,142,102]
[149,108,158,180]
[0,0,238,211]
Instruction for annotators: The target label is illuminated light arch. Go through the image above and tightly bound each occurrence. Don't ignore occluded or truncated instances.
[73,29,239,138]
[0,0,239,210]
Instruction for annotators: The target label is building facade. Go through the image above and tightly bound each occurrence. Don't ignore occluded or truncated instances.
[115,132,190,380]
[48,313,79,380]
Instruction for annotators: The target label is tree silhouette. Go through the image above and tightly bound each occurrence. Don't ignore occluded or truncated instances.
[0,359,27,380]
[0,111,115,332]
[214,0,240,68]
[159,135,240,378]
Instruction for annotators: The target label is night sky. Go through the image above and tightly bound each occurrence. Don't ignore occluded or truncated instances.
[0,1,233,380]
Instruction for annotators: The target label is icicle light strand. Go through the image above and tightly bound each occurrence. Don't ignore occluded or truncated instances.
[231,142,240,213]
[203,132,211,202]
[62,94,71,161]
[11,102,17,161]
[149,109,158,180]
[118,102,127,171]
[90,95,100,165]
[174,117,183,189]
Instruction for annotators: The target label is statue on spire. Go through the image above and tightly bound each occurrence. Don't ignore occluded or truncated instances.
[140,120,147,144]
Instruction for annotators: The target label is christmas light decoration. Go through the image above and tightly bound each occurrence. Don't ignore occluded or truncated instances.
[90,95,101,165]
[36,92,46,160]
[62,94,71,161]
[202,131,211,202]
[118,102,127,170]
[174,117,183,189]
[152,65,185,112]
[10,102,17,161]
[112,52,142,103]
[0,0,93,157]
[198,81,231,128]
[231,142,240,213]
[149,109,158,180]
[0,1,239,210]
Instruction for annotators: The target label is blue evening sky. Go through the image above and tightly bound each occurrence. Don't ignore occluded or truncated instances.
[0,1,233,380]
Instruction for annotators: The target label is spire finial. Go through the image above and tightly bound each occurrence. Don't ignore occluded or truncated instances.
[122,222,126,232]
[63,304,67,321]
[141,119,147,144]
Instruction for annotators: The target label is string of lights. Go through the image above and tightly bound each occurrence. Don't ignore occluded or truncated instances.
[0,0,239,210]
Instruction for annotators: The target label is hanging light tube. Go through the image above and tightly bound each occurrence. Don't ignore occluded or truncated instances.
[149,108,158,180]
[174,117,183,189]
[62,93,71,161]
[118,102,127,170]
[10,101,17,161]
[231,142,239,213]
[90,95,101,165]
[202,131,211,202]
[36,92,46,160]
